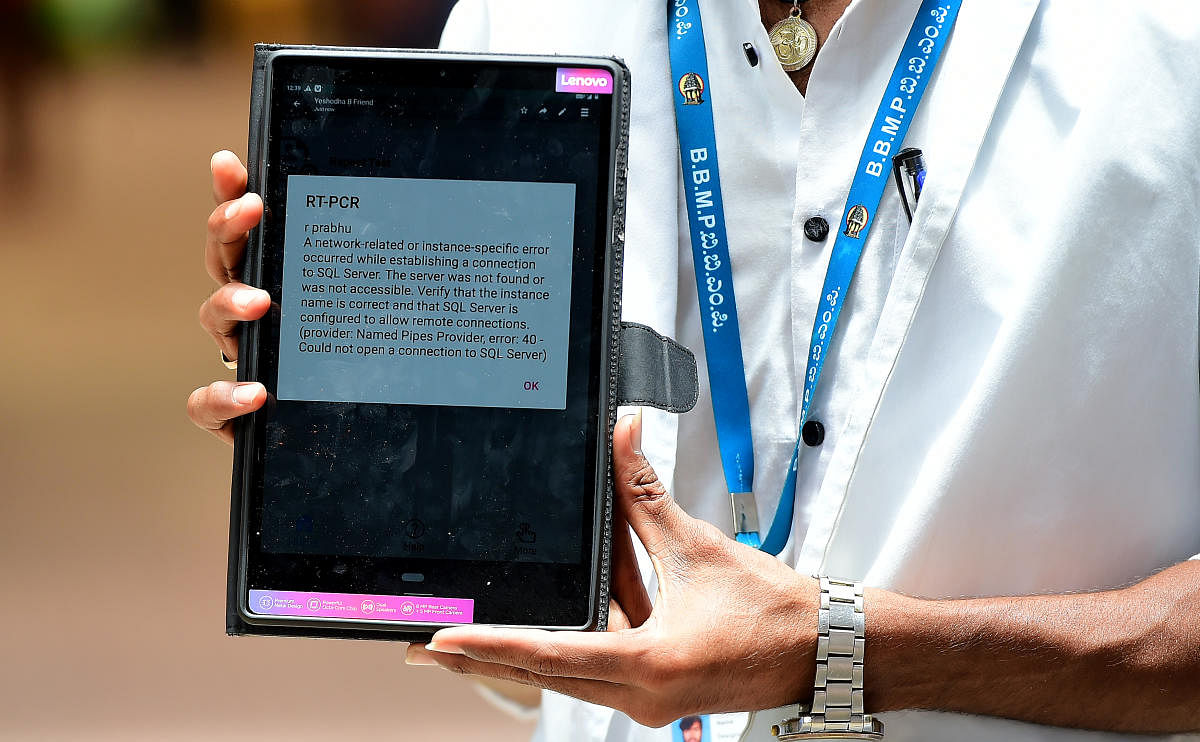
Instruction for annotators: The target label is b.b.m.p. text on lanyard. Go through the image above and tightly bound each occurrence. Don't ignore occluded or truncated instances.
[667,0,961,554]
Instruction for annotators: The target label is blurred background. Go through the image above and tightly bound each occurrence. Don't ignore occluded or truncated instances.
[0,1,540,739]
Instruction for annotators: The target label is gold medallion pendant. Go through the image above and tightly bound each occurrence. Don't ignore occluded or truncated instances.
[768,5,818,72]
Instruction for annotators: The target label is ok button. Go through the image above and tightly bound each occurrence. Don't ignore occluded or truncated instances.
[523,380,541,391]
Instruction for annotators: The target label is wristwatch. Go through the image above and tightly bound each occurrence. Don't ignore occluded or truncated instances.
[773,577,884,740]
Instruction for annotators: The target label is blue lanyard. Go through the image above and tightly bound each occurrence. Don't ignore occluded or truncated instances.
[667,0,961,554]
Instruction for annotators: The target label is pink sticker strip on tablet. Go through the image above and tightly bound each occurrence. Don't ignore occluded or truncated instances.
[250,589,474,623]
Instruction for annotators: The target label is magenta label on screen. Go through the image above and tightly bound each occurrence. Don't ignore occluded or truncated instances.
[556,67,614,94]
[249,589,474,624]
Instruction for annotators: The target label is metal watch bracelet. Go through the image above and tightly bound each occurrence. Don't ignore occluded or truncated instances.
[773,577,883,740]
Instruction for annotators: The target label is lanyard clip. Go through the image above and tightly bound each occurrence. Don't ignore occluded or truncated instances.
[730,491,760,535]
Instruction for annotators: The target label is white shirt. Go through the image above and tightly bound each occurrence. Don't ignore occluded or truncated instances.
[441,1,1200,741]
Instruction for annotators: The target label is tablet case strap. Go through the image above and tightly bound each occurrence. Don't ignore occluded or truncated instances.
[616,322,698,413]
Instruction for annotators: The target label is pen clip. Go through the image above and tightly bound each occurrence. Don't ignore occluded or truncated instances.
[891,147,925,224]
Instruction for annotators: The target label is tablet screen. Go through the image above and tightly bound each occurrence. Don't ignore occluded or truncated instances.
[241,54,618,627]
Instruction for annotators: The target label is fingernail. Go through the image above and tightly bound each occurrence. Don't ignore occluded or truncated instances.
[425,640,464,655]
[232,384,258,405]
[224,198,242,220]
[233,288,258,310]
[405,646,440,666]
[632,407,643,454]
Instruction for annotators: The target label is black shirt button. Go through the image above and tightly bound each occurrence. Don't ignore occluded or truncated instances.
[802,420,825,447]
[803,216,829,242]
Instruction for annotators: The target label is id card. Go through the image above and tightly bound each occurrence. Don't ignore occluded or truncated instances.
[671,713,750,742]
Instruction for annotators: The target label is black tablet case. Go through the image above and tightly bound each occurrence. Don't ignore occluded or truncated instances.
[228,44,697,642]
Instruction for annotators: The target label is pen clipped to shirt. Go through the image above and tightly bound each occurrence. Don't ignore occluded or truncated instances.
[892,147,926,223]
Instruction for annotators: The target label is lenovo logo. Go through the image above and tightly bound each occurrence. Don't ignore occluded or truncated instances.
[556,68,614,94]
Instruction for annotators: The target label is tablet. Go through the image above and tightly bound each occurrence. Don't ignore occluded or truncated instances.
[228,46,630,639]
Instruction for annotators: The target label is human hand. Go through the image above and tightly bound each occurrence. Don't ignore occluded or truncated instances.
[407,412,819,727]
[186,150,271,443]
[189,158,548,713]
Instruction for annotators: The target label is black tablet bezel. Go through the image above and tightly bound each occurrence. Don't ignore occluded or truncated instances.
[230,48,626,637]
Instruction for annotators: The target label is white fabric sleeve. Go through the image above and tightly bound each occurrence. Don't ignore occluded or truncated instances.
[474,682,541,722]
[439,0,491,50]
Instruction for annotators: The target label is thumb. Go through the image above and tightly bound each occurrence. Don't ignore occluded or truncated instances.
[612,410,695,562]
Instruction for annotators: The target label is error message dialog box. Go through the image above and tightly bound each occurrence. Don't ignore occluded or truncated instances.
[276,175,577,410]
